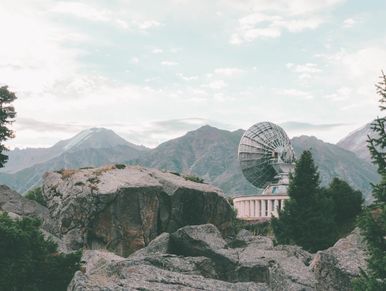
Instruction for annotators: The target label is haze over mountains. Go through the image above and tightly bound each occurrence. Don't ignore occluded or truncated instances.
[0,123,379,201]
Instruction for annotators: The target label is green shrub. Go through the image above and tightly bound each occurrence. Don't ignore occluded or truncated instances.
[183,175,204,183]
[115,164,126,169]
[25,187,47,207]
[0,213,81,290]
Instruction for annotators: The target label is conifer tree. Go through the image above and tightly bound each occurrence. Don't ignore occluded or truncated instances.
[326,178,363,224]
[272,150,337,252]
[0,86,17,167]
[354,72,386,290]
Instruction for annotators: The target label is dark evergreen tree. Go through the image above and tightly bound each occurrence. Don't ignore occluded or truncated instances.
[0,213,81,290]
[272,150,337,252]
[326,178,363,224]
[354,72,386,290]
[0,86,17,167]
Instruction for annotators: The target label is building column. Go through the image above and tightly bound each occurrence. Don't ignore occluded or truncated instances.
[255,200,259,218]
[267,200,272,217]
[261,200,265,217]
[273,199,279,217]
[250,200,254,217]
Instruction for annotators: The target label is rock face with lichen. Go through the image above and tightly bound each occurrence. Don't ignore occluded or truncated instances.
[68,224,317,291]
[311,228,368,291]
[42,165,234,256]
[68,223,369,291]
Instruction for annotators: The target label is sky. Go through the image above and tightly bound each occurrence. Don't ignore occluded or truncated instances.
[1,0,386,149]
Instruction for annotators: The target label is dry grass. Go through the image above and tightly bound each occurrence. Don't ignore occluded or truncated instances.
[57,169,77,179]
[94,165,116,176]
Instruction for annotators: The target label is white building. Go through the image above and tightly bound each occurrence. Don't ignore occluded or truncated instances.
[233,184,289,220]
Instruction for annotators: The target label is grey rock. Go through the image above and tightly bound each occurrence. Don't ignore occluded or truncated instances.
[171,224,227,254]
[0,184,49,222]
[69,224,369,291]
[169,224,315,289]
[311,228,368,291]
[68,250,269,291]
[0,184,56,232]
[130,232,171,257]
[43,165,234,256]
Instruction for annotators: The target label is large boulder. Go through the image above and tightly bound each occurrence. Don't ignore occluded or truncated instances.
[68,224,319,290]
[0,184,57,231]
[68,250,269,290]
[311,228,368,291]
[0,184,48,222]
[42,165,234,256]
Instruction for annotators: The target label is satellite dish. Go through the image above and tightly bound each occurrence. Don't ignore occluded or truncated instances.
[238,122,295,189]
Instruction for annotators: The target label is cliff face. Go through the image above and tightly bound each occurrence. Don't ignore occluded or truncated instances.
[42,165,234,256]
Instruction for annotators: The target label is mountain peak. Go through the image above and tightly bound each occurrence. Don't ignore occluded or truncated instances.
[196,125,218,131]
[337,121,374,163]
[58,127,129,152]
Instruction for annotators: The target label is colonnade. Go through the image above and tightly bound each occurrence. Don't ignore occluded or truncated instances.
[233,195,289,219]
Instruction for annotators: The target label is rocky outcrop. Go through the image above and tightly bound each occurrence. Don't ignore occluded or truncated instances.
[69,249,269,291]
[69,224,317,290]
[69,223,370,291]
[0,184,48,221]
[0,184,67,251]
[311,228,368,291]
[42,165,234,256]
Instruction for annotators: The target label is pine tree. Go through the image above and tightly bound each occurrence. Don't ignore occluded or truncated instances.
[0,86,17,167]
[353,72,386,290]
[272,150,337,252]
[0,213,81,290]
[326,178,363,224]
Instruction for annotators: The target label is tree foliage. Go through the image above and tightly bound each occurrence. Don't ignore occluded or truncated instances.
[272,150,337,252]
[353,72,386,290]
[0,213,81,291]
[0,86,17,168]
[25,187,47,207]
[325,178,363,225]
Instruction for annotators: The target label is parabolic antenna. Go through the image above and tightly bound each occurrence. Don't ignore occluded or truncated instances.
[238,122,295,189]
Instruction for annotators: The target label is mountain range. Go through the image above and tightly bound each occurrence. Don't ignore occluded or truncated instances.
[0,123,379,201]
[337,122,373,163]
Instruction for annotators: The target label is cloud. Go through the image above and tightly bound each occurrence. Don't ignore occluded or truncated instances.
[177,73,198,81]
[214,67,245,77]
[52,2,110,21]
[342,18,356,28]
[275,89,314,100]
[316,45,386,110]
[135,20,161,30]
[280,121,345,131]
[52,1,161,31]
[161,61,179,66]
[15,118,88,133]
[286,63,322,79]
[229,0,343,44]
[152,48,163,54]
[324,87,352,101]
[204,80,227,90]
[131,57,140,64]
